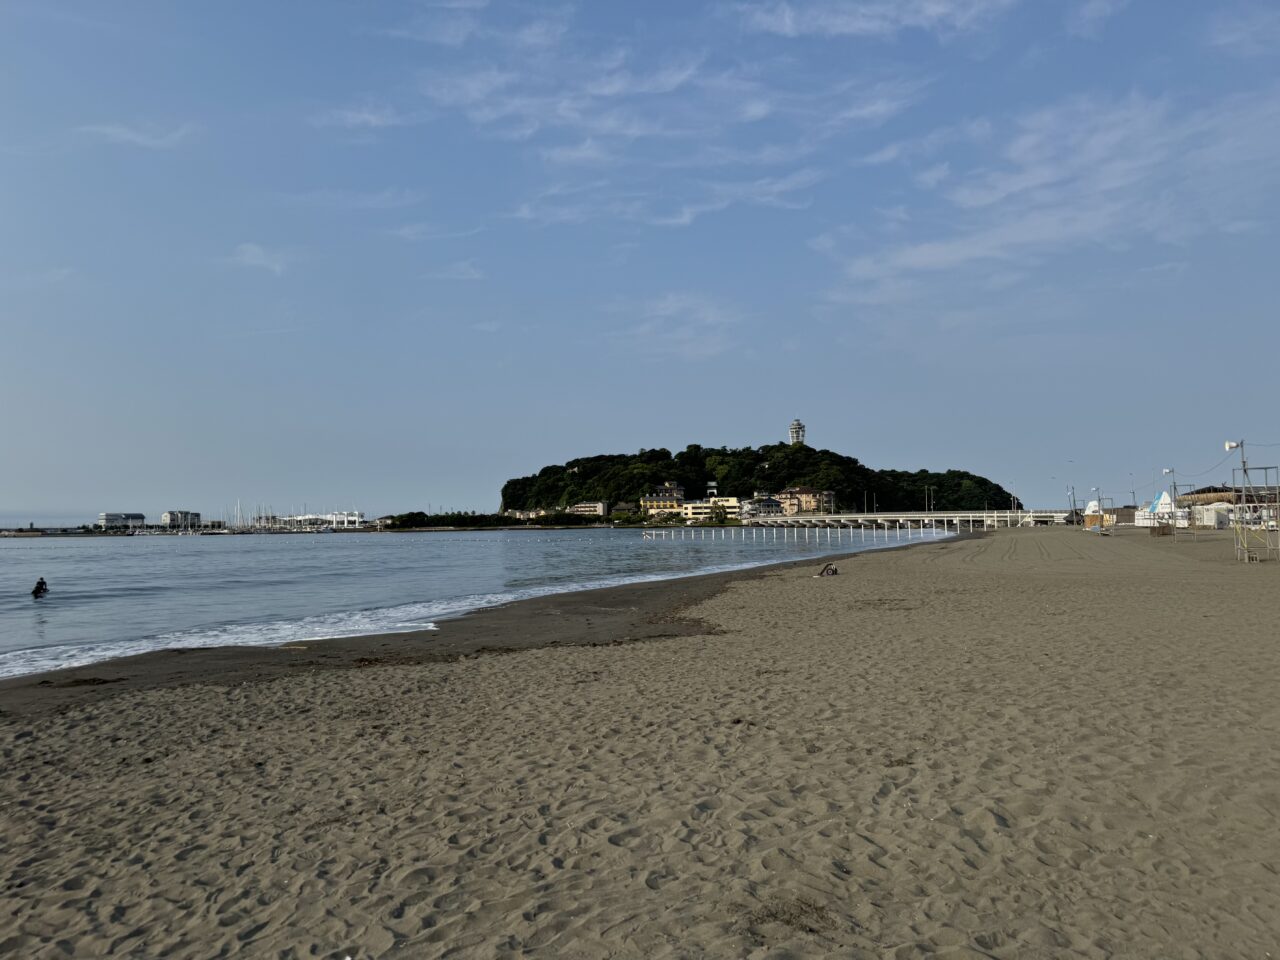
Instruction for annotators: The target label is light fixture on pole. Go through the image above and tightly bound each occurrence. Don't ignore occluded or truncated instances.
[1226,440,1247,558]
[1222,439,1279,561]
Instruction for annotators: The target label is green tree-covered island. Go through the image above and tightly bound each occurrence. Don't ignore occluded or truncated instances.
[500,443,1018,517]
[381,430,1020,529]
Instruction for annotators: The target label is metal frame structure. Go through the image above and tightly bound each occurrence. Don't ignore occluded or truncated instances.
[1228,441,1280,561]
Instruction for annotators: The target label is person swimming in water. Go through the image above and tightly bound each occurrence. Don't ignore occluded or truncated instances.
[32,577,48,598]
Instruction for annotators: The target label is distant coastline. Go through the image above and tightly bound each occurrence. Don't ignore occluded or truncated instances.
[0,523,623,538]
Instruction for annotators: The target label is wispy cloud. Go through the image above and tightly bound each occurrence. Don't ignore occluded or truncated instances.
[737,0,1020,38]
[387,0,934,237]
[422,67,519,109]
[376,3,567,50]
[647,167,823,226]
[414,31,911,225]
[509,15,571,49]
[375,8,481,46]
[944,95,1176,210]
[76,122,196,149]
[658,139,820,170]
[585,57,704,98]
[831,88,1280,300]
[283,188,426,210]
[540,138,615,164]
[1208,5,1280,58]
[1136,261,1187,277]
[398,18,477,45]
[387,222,484,241]
[1065,0,1129,37]
[0,266,74,290]
[423,57,921,149]
[225,323,308,339]
[230,243,289,276]
[914,162,950,189]
[611,293,741,360]
[426,259,484,280]
[511,180,642,225]
[513,167,822,227]
[823,78,930,129]
[861,117,991,164]
[310,105,421,129]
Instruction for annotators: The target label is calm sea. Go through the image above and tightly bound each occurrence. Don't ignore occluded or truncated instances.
[0,527,948,678]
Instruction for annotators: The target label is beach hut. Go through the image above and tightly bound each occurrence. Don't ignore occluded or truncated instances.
[1192,502,1232,529]
[1083,499,1113,531]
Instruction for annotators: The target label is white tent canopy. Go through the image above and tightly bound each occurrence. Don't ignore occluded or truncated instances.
[1135,490,1189,528]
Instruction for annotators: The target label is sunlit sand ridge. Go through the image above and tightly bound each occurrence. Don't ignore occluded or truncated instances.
[2,527,1277,958]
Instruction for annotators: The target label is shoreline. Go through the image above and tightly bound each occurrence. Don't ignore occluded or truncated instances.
[0,536,956,717]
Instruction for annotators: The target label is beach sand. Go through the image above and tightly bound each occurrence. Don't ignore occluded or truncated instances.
[2,527,1278,958]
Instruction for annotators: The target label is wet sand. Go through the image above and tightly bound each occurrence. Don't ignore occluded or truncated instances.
[2,527,1278,958]
[0,552,855,718]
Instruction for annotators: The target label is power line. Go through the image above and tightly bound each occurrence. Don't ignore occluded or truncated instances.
[1178,451,1236,480]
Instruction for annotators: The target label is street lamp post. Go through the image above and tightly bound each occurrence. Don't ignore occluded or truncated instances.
[1163,467,1177,541]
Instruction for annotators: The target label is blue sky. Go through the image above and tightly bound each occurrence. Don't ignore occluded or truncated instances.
[3,0,1280,522]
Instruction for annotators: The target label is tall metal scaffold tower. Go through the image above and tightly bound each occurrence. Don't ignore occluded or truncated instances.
[1226,440,1280,562]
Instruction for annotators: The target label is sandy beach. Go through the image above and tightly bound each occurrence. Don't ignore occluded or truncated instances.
[2,526,1278,958]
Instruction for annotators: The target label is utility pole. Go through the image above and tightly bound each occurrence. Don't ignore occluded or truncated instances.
[1163,468,1177,541]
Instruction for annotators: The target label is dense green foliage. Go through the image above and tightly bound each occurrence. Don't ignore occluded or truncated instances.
[501,444,1020,513]
[380,511,601,530]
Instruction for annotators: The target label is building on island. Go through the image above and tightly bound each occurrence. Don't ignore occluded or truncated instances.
[565,501,608,517]
[98,512,146,530]
[640,482,685,517]
[774,486,835,516]
[740,496,784,519]
[504,508,548,521]
[789,419,806,445]
[680,497,742,524]
[609,501,638,517]
[636,478,834,520]
[160,510,201,529]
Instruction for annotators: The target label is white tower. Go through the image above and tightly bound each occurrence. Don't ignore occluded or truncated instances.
[789,419,806,445]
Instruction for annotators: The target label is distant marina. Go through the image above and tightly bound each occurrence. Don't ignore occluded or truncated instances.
[1,507,370,537]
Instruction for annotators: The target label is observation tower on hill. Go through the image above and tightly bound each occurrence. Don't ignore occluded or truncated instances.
[789,419,806,445]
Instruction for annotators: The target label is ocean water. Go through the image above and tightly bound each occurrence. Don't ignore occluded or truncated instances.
[0,527,949,678]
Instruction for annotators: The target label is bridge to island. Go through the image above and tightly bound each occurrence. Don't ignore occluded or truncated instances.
[753,509,1069,529]
[640,509,1072,542]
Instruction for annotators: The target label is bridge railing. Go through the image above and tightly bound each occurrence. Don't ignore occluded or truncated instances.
[747,509,1068,528]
